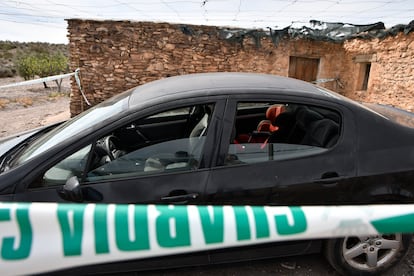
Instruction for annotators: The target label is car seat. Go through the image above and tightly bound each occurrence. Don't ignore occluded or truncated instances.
[249,105,286,143]
[144,105,211,172]
[267,111,297,143]
[301,119,340,148]
[296,108,339,148]
[257,105,286,132]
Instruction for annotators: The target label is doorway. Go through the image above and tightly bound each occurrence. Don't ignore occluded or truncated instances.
[288,56,320,82]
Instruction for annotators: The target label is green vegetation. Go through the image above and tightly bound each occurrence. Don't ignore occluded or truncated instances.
[0,41,17,51]
[16,52,68,91]
[17,52,68,89]
[16,55,38,80]
[0,40,68,80]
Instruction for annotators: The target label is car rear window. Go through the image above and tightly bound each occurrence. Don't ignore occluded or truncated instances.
[363,103,414,129]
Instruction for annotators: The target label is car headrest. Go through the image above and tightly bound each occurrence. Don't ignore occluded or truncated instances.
[296,108,324,127]
[274,111,295,128]
[266,105,285,122]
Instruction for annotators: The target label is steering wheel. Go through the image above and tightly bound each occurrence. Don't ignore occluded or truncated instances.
[103,135,118,161]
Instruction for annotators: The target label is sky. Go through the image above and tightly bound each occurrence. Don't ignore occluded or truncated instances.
[0,0,413,44]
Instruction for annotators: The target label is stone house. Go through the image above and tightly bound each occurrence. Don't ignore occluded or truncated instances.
[67,19,414,116]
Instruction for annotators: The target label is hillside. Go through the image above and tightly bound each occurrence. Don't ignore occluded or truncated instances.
[0,41,68,78]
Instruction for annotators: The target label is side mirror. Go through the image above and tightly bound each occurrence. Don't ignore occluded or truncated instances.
[58,176,84,202]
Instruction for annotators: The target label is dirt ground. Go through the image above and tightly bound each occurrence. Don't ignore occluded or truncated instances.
[0,76,71,138]
[141,251,414,275]
[1,77,414,275]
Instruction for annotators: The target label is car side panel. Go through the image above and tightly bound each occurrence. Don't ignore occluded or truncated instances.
[349,105,414,202]
[14,170,211,204]
[207,97,357,206]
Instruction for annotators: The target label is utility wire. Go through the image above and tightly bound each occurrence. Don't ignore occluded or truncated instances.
[0,0,412,31]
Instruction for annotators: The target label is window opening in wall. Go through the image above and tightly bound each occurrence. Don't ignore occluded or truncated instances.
[354,54,375,91]
[359,62,371,91]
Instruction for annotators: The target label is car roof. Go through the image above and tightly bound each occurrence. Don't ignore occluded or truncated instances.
[128,72,331,108]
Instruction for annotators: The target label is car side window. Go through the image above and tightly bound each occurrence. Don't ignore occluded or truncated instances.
[37,104,214,187]
[42,145,92,186]
[225,102,341,165]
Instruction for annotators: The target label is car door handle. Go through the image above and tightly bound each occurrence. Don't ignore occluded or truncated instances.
[161,193,199,203]
[313,172,345,186]
[314,176,345,184]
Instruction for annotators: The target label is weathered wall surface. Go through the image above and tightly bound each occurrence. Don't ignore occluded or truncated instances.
[67,19,345,115]
[67,19,413,115]
[342,32,414,111]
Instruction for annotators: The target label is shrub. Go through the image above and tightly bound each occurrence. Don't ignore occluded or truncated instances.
[37,52,68,78]
[0,67,15,78]
[16,55,37,80]
[16,52,69,90]
[0,41,17,51]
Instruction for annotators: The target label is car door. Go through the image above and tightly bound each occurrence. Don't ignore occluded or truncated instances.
[14,99,226,204]
[206,96,357,206]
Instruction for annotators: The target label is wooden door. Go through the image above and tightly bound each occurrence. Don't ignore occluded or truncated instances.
[288,56,319,82]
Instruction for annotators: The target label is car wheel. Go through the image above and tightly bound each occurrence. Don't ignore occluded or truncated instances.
[324,233,412,275]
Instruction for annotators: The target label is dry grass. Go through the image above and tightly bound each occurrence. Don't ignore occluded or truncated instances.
[48,91,69,99]
[0,98,10,108]
[14,97,33,107]
[0,76,71,110]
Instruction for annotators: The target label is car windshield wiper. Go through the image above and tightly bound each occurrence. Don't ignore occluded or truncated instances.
[0,141,32,173]
[1,123,64,174]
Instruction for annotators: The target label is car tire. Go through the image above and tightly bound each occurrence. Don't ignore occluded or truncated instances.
[324,233,412,275]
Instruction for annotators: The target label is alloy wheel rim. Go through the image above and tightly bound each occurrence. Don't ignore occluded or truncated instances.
[342,234,402,271]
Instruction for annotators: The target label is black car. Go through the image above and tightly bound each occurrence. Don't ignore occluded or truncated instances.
[1,73,414,275]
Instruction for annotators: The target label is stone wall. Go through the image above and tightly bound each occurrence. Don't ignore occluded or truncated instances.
[67,19,413,115]
[342,32,414,111]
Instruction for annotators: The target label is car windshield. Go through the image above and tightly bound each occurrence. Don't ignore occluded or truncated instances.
[363,103,414,129]
[13,90,132,166]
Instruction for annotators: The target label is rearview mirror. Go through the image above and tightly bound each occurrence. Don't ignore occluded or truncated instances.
[58,176,84,202]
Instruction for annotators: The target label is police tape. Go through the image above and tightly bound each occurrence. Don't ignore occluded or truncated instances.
[0,72,76,89]
[0,69,91,106]
[1,202,414,275]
